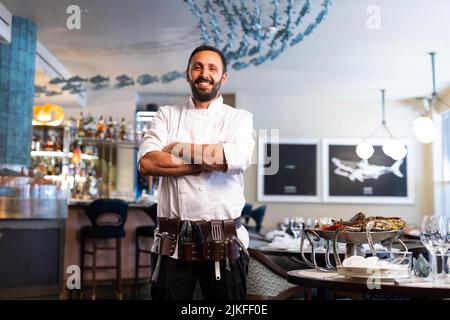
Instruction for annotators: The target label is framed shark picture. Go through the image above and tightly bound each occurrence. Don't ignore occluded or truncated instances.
[322,138,414,204]
[257,137,320,202]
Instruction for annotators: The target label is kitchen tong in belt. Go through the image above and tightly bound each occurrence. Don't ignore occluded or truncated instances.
[210,220,225,281]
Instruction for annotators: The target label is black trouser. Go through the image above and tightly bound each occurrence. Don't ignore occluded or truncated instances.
[150,252,249,300]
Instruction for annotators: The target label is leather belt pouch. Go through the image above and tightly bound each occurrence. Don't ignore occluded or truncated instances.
[155,218,242,262]
[157,218,179,257]
[178,220,209,261]
[205,220,226,261]
[223,219,240,260]
[206,242,225,261]
[179,243,204,261]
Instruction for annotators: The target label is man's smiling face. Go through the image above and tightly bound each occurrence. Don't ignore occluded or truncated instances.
[187,50,227,102]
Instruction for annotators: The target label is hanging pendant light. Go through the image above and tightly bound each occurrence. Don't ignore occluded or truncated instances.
[412,52,437,144]
[356,141,374,159]
[412,98,436,143]
[383,139,407,160]
[356,89,407,161]
[412,116,436,143]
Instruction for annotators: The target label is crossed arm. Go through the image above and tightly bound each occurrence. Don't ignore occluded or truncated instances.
[138,143,227,177]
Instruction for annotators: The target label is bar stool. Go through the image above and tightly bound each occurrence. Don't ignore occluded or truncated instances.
[80,199,128,300]
[134,203,157,298]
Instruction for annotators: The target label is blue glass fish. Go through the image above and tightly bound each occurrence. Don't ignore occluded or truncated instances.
[413,254,432,277]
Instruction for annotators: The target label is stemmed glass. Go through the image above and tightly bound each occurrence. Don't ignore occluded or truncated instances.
[440,217,450,281]
[284,217,303,239]
[280,217,289,234]
[420,215,450,283]
[292,217,304,239]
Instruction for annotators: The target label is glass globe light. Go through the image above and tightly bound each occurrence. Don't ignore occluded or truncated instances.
[356,141,374,159]
[382,139,395,157]
[383,139,407,160]
[412,116,436,144]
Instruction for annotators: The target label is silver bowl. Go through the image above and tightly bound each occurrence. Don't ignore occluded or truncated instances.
[312,228,402,244]
[300,224,406,272]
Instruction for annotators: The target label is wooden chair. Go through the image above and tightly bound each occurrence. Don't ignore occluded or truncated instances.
[246,248,312,300]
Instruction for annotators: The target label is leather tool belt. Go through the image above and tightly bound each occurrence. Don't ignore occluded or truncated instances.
[152,217,246,264]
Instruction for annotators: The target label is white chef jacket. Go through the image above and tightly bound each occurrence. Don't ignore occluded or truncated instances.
[137,95,255,252]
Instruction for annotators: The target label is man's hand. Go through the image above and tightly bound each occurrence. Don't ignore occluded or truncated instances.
[139,151,204,177]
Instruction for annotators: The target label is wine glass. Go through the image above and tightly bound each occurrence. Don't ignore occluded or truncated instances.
[292,217,304,239]
[439,217,450,280]
[420,216,449,283]
[280,217,289,234]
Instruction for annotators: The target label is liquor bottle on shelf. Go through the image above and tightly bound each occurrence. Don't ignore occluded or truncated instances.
[112,118,118,140]
[78,112,86,138]
[31,135,37,151]
[35,136,41,151]
[44,135,55,151]
[54,160,62,175]
[106,116,114,139]
[96,115,105,139]
[119,117,126,141]
[85,114,97,138]
[55,136,63,151]
[19,167,27,177]
[49,158,56,175]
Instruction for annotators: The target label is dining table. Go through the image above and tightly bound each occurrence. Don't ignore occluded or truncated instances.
[287,269,450,299]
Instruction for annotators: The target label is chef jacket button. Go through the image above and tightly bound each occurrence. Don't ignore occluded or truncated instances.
[180,189,186,194]
[198,186,204,191]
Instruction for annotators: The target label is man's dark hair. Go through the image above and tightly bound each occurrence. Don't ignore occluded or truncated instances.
[187,45,227,74]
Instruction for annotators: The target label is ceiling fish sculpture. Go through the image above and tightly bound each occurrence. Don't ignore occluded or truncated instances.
[114,74,135,88]
[185,0,332,71]
[39,0,332,95]
[137,74,160,85]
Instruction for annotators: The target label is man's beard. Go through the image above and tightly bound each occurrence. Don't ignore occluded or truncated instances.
[189,76,221,102]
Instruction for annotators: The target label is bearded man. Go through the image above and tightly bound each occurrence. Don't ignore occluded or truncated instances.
[138,45,255,300]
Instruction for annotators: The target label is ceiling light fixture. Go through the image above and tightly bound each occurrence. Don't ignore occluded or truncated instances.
[411,52,437,144]
[356,89,407,161]
[32,104,64,126]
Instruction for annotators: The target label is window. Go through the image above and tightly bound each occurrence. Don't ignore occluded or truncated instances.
[442,112,450,217]
[443,112,450,183]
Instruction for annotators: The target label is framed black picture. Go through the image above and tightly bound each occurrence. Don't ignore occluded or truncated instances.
[257,137,320,202]
[322,138,414,204]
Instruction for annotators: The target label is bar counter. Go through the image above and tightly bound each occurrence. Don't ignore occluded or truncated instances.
[0,197,155,298]
[0,197,67,298]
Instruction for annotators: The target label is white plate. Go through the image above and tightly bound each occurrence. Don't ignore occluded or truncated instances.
[338,267,410,281]
[268,242,290,250]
